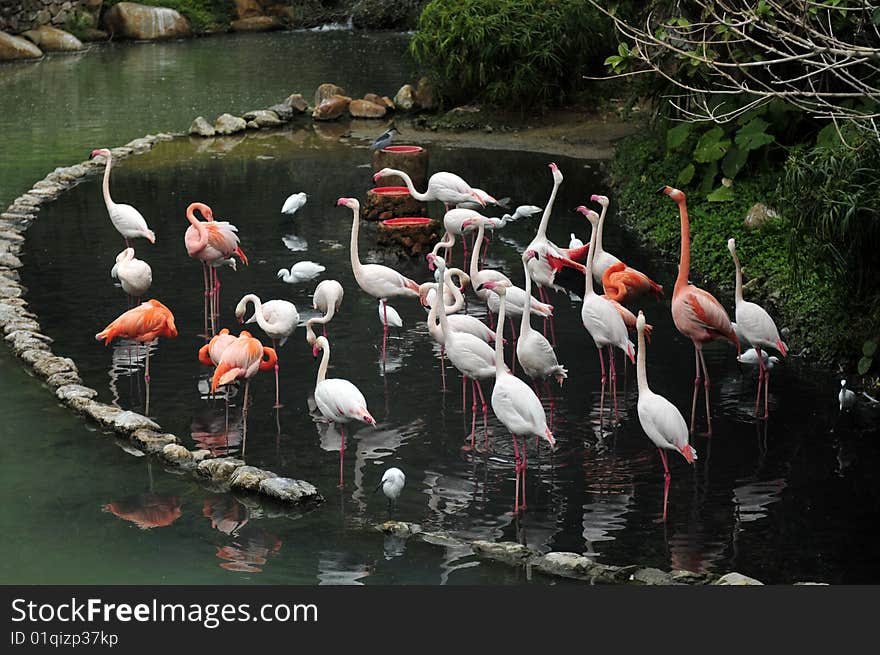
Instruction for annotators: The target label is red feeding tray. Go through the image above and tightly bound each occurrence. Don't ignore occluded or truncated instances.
[380,217,433,227]
[381,145,424,154]
[370,186,412,196]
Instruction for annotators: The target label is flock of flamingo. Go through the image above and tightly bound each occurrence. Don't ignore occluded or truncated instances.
[88,144,788,518]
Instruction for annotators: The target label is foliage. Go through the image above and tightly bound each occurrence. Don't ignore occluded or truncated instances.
[860,339,878,376]
[410,0,613,107]
[64,10,95,41]
[104,0,234,32]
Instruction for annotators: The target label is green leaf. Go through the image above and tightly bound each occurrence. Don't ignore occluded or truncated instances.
[858,356,873,375]
[735,118,775,151]
[677,163,695,185]
[722,145,749,179]
[816,122,842,148]
[693,126,731,163]
[707,185,735,202]
[864,340,878,357]
[699,160,718,194]
[666,122,692,150]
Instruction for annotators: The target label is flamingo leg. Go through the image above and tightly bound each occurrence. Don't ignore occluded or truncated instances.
[440,345,447,391]
[598,346,607,424]
[474,380,489,453]
[763,368,770,420]
[381,300,388,366]
[544,380,555,429]
[512,434,521,514]
[520,438,528,511]
[698,347,712,435]
[538,287,557,347]
[202,263,210,339]
[272,338,282,409]
[143,343,150,417]
[241,379,250,459]
[464,379,477,451]
[480,234,490,268]
[338,424,346,489]
[659,448,671,522]
[690,346,702,434]
[608,344,619,420]
[488,307,496,331]
[462,236,469,273]
[754,347,764,417]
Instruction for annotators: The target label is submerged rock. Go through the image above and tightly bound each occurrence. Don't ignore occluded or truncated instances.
[471,540,536,565]
[0,31,43,60]
[131,429,178,454]
[258,477,321,504]
[376,521,421,537]
[103,3,192,41]
[197,457,246,483]
[162,443,193,464]
[533,552,596,580]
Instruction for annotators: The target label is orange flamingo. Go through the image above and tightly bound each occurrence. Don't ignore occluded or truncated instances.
[184,202,248,337]
[601,261,664,303]
[659,186,739,434]
[210,330,277,457]
[95,299,177,415]
[198,327,238,444]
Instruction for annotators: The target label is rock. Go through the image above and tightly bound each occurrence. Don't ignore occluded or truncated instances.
[112,410,161,433]
[381,96,395,110]
[393,84,416,111]
[314,83,346,107]
[197,457,246,483]
[80,28,109,42]
[471,540,536,566]
[22,26,83,51]
[213,113,247,135]
[349,99,387,119]
[714,572,764,585]
[415,77,435,110]
[630,567,675,585]
[8,334,51,356]
[375,521,421,538]
[0,31,43,61]
[363,93,385,106]
[312,95,351,121]
[55,384,98,402]
[229,466,277,492]
[242,109,284,127]
[533,552,596,580]
[45,371,82,389]
[744,202,779,229]
[246,120,259,130]
[3,317,40,334]
[233,0,263,19]
[161,443,192,464]
[231,16,282,32]
[31,355,77,380]
[670,569,714,584]
[103,3,191,41]
[19,349,53,366]
[258,477,321,504]
[131,429,178,454]
[189,116,215,137]
[190,449,212,462]
[288,93,309,113]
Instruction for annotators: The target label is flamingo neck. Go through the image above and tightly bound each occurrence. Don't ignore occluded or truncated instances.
[316,343,330,385]
[584,218,598,296]
[493,290,507,377]
[731,248,744,305]
[426,284,444,345]
[243,294,272,332]
[101,152,114,209]
[349,205,365,286]
[392,169,429,202]
[435,262,450,341]
[186,204,209,250]
[675,198,691,295]
[636,324,649,395]
[444,269,465,313]
[469,220,485,280]
[536,176,560,241]
[595,202,609,256]
[432,231,454,257]
[520,260,532,336]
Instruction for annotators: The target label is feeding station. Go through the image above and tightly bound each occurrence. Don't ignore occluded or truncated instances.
[377,216,440,258]
[364,144,430,221]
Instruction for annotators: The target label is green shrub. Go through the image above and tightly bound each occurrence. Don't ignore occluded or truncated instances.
[410,0,613,107]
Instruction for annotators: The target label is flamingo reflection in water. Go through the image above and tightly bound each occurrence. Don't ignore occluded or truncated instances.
[190,407,242,457]
[102,463,181,530]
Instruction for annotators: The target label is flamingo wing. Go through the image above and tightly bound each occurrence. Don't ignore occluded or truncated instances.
[361,264,419,298]
[677,287,737,345]
[736,300,784,353]
[492,375,547,438]
[638,392,691,454]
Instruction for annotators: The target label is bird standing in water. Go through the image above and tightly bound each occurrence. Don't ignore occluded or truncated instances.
[91,148,156,248]
[376,467,405,506]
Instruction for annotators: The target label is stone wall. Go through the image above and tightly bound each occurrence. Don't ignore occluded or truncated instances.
[0,0,101,34]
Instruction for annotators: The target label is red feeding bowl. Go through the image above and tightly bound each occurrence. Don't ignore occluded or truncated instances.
[380,217,433,227]
[370,186,412,197]
[381,145,424,154]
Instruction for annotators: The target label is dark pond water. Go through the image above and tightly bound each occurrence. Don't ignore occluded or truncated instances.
[16,128,880,584]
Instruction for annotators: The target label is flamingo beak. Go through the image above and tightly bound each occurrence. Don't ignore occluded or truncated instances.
[336,197,348,207]
[471,191,486,207]
[372,172,382,183]
[657,185,670,195]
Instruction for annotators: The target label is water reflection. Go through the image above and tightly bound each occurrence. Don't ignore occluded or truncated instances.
[102,493,182,530]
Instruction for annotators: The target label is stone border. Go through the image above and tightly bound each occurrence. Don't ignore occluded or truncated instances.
[0,131,322,511]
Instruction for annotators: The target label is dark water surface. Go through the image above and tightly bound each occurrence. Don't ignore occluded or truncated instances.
[2,31,878,585]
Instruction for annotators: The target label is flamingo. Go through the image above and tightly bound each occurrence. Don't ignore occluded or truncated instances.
[635,310,698,522]
[306,279,344,344]
[90,148,156,247]
[198,327,238,444]
[519,250,568,418]
[469,204,542,267]
[481,279,555,514]
[727,238,787,419]
[378,301,403,328]
[95,299,177,416]
[376,467,406,506]
[431,254,499,452]
[429,208,491,270]
[312,335,376,487]
[660,185,740,434]
[184,202,248,337]
[338,197,420,363]
[277,261,326,283]
[579,208,635,420]
[281,192,308,215]
[420,268,495,344]
[374,168,488,210]
[211,330,277,458]
[456,188,508,211]
[110,247,152,304]
[580,195,663,303]
[235,294,300,409]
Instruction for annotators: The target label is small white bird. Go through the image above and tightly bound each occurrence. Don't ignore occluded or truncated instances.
[281,192,308,215]
[738,348,781,369]
[376,467,406,503]
[278,261,326,283]
[839,380,857,412]
[378,301,402,328]
[569,233,584,250]
[110,247,152,299]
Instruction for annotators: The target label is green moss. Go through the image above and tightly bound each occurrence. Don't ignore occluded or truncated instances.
[611,131,865,366]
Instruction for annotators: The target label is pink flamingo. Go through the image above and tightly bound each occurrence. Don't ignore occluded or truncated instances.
[91,148,156,248]
[312,335,376,487]
[211,330,277,458]
[482,279,556,514]
[635,310,698,522]
[184,202,249,337]
[660,186,740,434]
[727,238,787,418]
[306,279,344,344]
[337,197,420,364]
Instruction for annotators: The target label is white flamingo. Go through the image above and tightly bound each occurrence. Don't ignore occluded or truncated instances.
[91,148,156,247]
[277,261,325,283]
[728,238,788,419]
[338,197,420,362]
[430,207,491,269]
[580,208,634,420]
[635,310,698,522]
[374,168,488,210]
[306,279,344,344]
[519,250,568,395]
[482,279,556,514]
[312,335,376,487]
[110,247,152,302]
[235,293,300,408]
[420,267,495,344]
